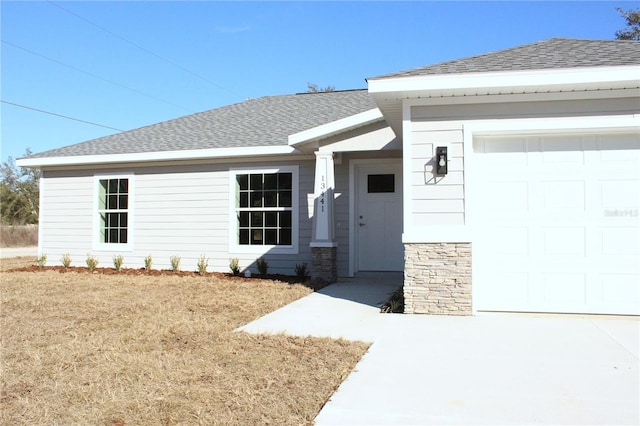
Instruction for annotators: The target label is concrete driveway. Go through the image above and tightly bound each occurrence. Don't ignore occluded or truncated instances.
[239,280,640,425]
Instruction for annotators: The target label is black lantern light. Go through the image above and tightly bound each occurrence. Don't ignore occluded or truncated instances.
[435,146,448,176]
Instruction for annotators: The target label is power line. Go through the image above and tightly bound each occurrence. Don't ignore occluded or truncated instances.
[1,100,125,132]
[47,0,245,100]
[2,40,195,114]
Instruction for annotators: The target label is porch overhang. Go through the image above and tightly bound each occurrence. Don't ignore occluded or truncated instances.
[288,108,385,149]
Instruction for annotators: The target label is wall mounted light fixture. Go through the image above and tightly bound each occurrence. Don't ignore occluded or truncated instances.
[435,146,448,176]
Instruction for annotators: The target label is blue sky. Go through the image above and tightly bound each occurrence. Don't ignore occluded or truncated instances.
[1,1,635,163]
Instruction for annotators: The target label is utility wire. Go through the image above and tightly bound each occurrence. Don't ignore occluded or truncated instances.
[47,0,245,100]
[1,100,125,132]
[2,40,195,114]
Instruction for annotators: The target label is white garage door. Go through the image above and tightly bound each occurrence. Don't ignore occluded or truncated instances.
[473,133,640,315]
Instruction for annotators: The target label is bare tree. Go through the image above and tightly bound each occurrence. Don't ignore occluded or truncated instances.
[307,83,336,93]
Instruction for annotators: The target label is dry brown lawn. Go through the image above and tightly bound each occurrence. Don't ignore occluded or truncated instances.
[1,258,369,425]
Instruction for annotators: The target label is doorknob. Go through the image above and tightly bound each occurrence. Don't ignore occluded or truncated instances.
[359,222,366,226]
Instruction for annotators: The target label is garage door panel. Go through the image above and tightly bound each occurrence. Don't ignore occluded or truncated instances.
[481,181,529,213]
[601,275,640,304]
[542,181,584,210]
[601,180,640,208]
[601,227,640,256]
[542,148,584,164]
[474,133,640,315]
[600,149,640,162]
[487,272,530,304]
[489,227,529,255]
[542,273,586,304]
[543,227,585,256]
[479,137,527,154]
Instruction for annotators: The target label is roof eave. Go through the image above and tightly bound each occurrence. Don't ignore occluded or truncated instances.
[368,65,640,96]
[16,145,303,168]
[368,65,640,136]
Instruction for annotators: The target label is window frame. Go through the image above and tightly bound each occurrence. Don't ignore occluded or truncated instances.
[228,166,299,255]
[93,173,134,252]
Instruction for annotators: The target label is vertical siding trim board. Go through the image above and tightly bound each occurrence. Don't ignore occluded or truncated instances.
[402,101,414,246]
[37,175,45,258]
[404,242,472,315]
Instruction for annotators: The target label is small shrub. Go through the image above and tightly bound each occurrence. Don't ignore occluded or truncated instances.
[229,257,240,276]
[197,254,208,276]
[380,286,404,313]
[60,253,71,268]
[36,253,47,269]
[86,253,99,271]
[295,262,309,279]
[144,254,153,271]
[256,257,268,277]
[170,255,181,272]
[113,254,124,271]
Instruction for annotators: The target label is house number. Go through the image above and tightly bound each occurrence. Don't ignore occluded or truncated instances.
[320,176,326,213]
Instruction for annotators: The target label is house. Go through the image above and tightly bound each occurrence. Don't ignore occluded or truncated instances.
[18,38,640,316]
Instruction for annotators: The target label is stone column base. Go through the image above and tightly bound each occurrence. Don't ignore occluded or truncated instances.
[311,246,337,284]
[404,242,472,315]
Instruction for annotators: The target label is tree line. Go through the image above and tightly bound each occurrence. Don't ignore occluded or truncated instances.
[1,149,40,225]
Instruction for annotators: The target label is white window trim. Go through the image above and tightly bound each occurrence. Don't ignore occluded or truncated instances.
[228,166,299,255]
[93,173,134,252]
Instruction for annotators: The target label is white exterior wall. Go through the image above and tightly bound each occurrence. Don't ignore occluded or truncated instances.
[402,93,639,315]
[409,122,465,227]
[40,159,315,274]
[404,95,640,242]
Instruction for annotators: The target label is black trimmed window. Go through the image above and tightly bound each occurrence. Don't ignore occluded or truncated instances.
[98,178,128,244]
[368,174,395,193]
[236,172,293,246]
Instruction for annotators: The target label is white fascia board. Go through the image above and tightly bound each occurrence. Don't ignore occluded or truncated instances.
[368,65,640,95]
[16,145,300,168]
[288,108,384,146]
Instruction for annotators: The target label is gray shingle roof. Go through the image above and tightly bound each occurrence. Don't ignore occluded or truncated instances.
[27,89,374,159]
[370,38,640,79]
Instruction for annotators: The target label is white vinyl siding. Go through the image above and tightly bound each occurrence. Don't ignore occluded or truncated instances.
[38,160,314,274]
[408,121,465,227]
[39,172,94,266]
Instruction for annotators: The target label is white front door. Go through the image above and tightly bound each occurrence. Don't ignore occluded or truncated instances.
[355,161,403,272]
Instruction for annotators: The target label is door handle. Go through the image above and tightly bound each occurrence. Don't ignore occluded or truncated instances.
[359,222,366,226]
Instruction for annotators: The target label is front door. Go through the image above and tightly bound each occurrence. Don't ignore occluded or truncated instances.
[355,161,403,272]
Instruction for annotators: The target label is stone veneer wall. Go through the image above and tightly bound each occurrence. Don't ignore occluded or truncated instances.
[311,246,337,284]
[404,243,472,315]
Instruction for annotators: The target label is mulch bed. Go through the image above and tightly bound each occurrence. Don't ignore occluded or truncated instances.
[8,265,328,290]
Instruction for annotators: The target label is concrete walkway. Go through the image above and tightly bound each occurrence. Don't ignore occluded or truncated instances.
[238,280,640,425]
